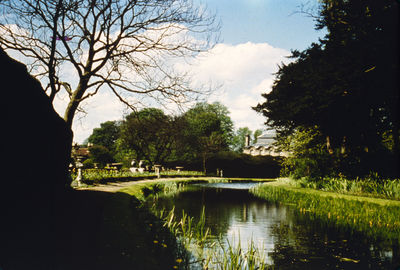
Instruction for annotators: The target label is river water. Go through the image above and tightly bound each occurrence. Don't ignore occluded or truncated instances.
[152,182,399,269]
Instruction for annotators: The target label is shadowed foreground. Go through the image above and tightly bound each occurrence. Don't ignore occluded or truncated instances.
[57,189,178,270]
[3,189,178,270]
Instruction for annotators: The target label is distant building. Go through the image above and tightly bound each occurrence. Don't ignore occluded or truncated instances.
[243,130,288,157]
[71,142,90,159]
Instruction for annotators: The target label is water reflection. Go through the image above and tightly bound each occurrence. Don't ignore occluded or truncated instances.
[152,183,399,269]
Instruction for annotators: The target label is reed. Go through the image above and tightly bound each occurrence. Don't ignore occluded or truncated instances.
[209,238,268,270]
[154,206,270,269]
[250,181,400,243]
[118,178,276,269]
[286,177,400,200]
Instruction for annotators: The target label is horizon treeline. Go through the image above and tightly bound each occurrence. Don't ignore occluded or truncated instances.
[83,102,264,173]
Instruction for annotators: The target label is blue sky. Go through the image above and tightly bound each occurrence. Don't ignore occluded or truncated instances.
[204,0,324,50]
[64,0,326,143]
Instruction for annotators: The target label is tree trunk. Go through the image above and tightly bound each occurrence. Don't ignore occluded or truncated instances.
[326,136,334,154]
[393,124,400,155]
[63,77,89,128]
[202,152,207,175]
[340,136,347,155]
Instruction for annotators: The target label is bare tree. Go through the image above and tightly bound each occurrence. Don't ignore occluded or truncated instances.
[0,0,218,128]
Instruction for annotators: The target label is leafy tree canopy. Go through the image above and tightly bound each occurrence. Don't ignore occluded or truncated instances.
[119,108,178,166]
[86,102,236,171]
[182,102,234,153]
[178,102,234,172]
[254,0,399,178]
[87,145,114,168]
[87,121,120,153]
[231,127,263,152]
[232,127,252,152]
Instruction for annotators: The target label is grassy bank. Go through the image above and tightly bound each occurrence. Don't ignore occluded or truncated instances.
[250,179,400,243]
[285,177,400,200]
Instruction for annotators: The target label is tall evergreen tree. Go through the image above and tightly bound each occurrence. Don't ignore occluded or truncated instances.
[254,0,399,178]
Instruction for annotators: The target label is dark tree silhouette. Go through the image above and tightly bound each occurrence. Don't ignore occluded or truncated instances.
[254,0,399,177]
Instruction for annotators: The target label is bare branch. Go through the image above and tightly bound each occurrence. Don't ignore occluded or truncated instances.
[0,0,219,128]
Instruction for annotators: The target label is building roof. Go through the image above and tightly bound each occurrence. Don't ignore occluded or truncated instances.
[72,147,90,157]
[252,130,275,147]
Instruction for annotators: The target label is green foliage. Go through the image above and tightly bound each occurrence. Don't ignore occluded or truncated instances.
[285,176,400,201]
[82,158,94,169]
[166,151,282,178]
[88,144,114,168]
[85,102,236,170]
[119,108,178,166]
[280,127,335,180]
[180,102,234,172]
[87,121,120,153]
[186,102,234,146]
[209,151,282,178]
[214,238,268,270]
[182,102,234,153]
[79,169,155,184]
[113,139,136,167]
[254,0,399,179]
[230,127,262,152]
[73,169,205,185]
[253,129,262,144]
[231,127,252,152]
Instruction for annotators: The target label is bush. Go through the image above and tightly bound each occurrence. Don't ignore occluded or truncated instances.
[281,149,334,181]
[208,152,283,178]
[165,151,283,178]
[82,158,95,169]
[88,145,114,168]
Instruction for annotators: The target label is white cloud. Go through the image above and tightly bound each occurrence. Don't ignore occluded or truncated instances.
[67,41,290,142]
[182,42,286,84]
[251,78,274,95]
[71,89,127,143]
[184,41,290,132]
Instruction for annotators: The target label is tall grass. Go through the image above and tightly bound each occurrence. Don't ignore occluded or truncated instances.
[284,177,400,200]
[210,237,268,270]
[251,181,400,243]
[154,206,270,270]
